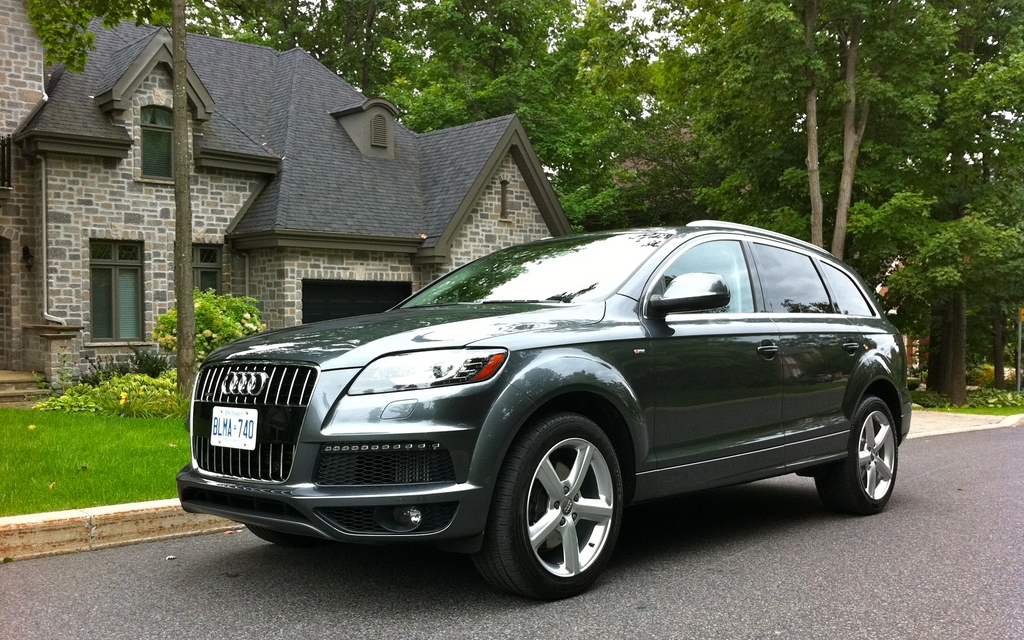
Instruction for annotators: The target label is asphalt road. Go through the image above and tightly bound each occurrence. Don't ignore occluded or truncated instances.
[2,427,1022,640]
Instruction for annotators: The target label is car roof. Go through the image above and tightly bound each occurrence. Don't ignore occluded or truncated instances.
[683,220,834,258]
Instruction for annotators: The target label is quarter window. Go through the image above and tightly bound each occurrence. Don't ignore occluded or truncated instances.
[91,241,143,340]
[193,245,222,293]
[822,263,874,316]
[660,240,754,313]
[141,106,173,178]
[752,243,834,314]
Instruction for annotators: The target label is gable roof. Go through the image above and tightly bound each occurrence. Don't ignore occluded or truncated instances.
[15,21,570,257]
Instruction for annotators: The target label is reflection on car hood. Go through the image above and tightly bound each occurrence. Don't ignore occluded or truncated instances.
[205,303,605,369]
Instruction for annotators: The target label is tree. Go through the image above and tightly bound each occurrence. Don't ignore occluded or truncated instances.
[28,0,197,398]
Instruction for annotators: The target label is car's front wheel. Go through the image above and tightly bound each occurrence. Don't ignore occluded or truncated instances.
[815,395,899,515]
[473,412,623,600]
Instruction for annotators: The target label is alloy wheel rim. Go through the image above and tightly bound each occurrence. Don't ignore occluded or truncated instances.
[526,438,615,577]
[858,410,895,500]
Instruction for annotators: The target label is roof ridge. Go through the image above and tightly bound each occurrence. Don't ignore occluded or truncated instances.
[417,114,516,138]
[187,31,292,55]
[111,26,160,53]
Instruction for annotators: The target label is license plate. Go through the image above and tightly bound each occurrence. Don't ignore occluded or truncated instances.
[211,406,258,450]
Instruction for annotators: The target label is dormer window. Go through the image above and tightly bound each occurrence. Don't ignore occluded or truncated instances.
[371,114,387,148]
[141,106,173,178]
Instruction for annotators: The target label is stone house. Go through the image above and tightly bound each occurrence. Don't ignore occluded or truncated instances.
[0,1,570,385]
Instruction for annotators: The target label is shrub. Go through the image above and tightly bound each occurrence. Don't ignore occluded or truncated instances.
[132,346,172,378]
[965,388,1024,409]
[153,290,265,362]
[35,371,187,419]
[967,364,995,387]
[910,389,951,408]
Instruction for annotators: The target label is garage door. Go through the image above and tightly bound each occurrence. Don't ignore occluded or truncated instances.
[302,279,412,323]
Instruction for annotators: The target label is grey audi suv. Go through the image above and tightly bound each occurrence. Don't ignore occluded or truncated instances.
[177,220,911,599]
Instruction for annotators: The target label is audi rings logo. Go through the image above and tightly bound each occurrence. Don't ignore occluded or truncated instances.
[222,371,270,396]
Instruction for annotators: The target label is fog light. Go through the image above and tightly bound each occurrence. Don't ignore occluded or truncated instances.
[394,506,422,529]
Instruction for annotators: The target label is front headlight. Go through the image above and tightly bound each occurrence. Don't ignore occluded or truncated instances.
[348,349,508,395]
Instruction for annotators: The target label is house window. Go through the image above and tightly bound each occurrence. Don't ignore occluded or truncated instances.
[500,180,509,218]
[370,113,387,148]
[141,106,173,178]
[91,241,143,341]
[193,244,222,293]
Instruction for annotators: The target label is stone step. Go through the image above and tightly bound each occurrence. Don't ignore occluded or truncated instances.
[0,371,45,393]
[0,388,51,405]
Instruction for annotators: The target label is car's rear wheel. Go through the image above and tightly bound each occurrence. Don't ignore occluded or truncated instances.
[815,395,898,515]
[246,524,325,547]
[473,412,623,600]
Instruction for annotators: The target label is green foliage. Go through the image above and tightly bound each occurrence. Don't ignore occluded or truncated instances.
[910,389,951,409]
[27,0,170,72]
[79,347,171,387]
[35,370,187,419]
[153,290,264,362]
[965,388,1024,409]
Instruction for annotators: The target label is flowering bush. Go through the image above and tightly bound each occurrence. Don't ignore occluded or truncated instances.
[35,371,187,419]
[153,290,265,362]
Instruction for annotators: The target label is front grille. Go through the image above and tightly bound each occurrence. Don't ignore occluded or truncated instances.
[192,363,317,482]
[195,363,318,407]
[315,443,456,486]
[317,502,458,534]
[192,436,294,481]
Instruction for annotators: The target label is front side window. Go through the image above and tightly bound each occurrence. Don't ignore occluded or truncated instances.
[91,241,143,340]
[659,240,754,313]
[141,106,173,178]
[193,245,222,293]
[752,243,834,314]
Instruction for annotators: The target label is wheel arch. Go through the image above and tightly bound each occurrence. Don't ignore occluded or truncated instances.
[861,378,905,443]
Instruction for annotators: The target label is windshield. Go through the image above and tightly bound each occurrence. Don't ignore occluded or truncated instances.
[402,231,674,307]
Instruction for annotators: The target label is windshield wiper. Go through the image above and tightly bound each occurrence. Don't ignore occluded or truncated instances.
[481,299,545,304]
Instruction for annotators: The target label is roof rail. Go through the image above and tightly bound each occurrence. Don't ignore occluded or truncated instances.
[685,220,832,256]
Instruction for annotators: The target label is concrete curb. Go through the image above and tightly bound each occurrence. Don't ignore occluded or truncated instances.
[0,499,242,562]
[906,413,1024,440]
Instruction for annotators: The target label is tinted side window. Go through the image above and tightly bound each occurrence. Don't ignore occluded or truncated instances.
[752,243,833,314]
[822,263,874,316]
[661,240,754,313]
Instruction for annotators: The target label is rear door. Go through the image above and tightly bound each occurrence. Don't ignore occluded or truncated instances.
[748,242,860,466]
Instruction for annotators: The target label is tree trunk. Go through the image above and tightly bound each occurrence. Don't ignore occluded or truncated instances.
[937,292,968,406]
[173,0,195,399]
[830,15,869,259]
[803,0,824,248]
[928,305,947,395]
[993,302,1005,390]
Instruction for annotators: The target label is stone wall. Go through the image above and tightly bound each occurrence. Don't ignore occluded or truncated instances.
[416,152,551,286]
[0,0,45,371]
[43,64,260,376]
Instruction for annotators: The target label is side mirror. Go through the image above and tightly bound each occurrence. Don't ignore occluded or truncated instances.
[648,272,731,317]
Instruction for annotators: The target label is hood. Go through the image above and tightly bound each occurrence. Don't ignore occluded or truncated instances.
[205,303,605,370]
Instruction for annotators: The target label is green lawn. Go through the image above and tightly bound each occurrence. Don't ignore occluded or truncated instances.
[919,405,1024,416]
[0,408,190,517]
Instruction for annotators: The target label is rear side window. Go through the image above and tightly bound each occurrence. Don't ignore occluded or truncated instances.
[752,243,833,314]
[660,240,754,313]
[822,263,874,316]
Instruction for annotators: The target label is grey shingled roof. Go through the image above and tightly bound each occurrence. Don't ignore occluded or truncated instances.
[19,21,525,242]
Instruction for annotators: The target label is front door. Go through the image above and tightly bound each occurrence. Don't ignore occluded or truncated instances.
[0,237,9,370]
[647,239,785,493]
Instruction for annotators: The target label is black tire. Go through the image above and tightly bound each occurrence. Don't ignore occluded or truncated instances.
[472,412,623,600]
[246,524,325,547]
[815,395,899,515]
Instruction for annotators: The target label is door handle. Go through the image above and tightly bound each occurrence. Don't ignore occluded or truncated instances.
[757,340,779,360]
[842,341,860,355]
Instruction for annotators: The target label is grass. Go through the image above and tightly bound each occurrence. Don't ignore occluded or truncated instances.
[0,408,190,517]
[920,405,1024,416]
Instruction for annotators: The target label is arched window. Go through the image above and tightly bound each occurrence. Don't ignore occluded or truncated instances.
[370,113,387,148]
[141,106,173,178]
